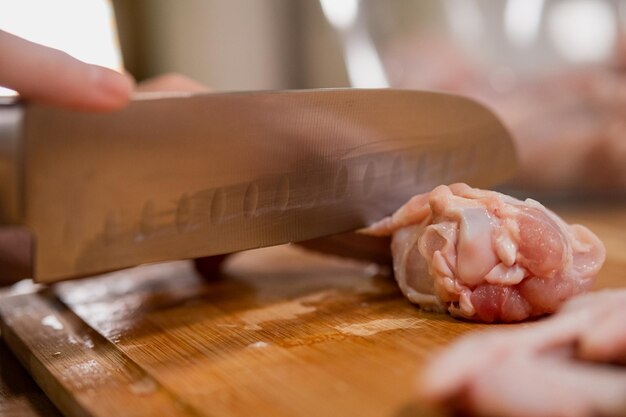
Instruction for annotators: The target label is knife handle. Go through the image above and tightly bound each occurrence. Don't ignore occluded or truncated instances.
[0,100,23,225]
[0,101,32,285]
[0,226,32,285]
[297,233,392,267]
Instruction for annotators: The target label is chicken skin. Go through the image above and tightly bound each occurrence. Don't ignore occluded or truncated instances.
[364,184,606,322]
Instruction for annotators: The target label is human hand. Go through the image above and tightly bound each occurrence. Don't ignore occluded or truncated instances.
[0,30,134,287]
[0,32,214,286]
[0,29,134,111]
[0,68,219,288]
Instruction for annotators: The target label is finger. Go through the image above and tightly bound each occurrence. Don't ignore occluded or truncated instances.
[135,73,210,93]
[0,30,134,111]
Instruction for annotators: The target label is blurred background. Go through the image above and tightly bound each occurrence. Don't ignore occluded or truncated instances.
[2,0,626,194]
[111,0,626,89]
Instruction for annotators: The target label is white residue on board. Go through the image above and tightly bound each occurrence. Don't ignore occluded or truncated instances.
[238,291,331,331]
[247,341,270,349]
[41,315,64,330]
[130,376,158,396]
[334,318,420,336]
[83,337,95,349]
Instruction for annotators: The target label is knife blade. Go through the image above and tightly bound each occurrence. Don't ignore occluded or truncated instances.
[0,89,515,282]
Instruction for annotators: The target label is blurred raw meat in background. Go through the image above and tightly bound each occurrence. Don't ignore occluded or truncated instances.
[357,0,626,195]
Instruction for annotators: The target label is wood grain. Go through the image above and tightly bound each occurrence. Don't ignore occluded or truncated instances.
[0,289,202,417]
[0,201,624,417]
[0,340,63,417]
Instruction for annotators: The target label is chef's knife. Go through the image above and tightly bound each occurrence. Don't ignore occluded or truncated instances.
[0,89,515,282]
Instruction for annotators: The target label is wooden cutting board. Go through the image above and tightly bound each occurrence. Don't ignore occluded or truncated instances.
[1,201,625,417]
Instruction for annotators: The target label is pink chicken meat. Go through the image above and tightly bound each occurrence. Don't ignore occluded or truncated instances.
[364,183,606,322]
[419,290,626,417]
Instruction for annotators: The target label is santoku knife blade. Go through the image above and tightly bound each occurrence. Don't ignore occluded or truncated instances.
[0,89,515,282]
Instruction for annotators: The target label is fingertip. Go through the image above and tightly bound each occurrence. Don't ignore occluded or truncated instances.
[87,66,134,111]
[134,73,210,93]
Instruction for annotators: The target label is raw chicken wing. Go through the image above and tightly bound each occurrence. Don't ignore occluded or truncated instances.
[364,184,605,322]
